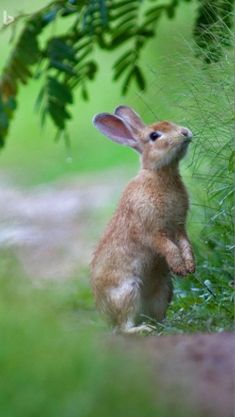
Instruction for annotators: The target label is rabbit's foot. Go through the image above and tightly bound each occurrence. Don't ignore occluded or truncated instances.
[122,324,155,335]
[114,324,155,335]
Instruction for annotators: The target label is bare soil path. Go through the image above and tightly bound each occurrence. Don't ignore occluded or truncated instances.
[0,169,128,280]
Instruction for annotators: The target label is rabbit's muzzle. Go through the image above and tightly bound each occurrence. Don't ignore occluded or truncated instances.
[180,127,193,139]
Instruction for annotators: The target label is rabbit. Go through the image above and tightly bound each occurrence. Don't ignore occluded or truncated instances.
[91,105,195,334]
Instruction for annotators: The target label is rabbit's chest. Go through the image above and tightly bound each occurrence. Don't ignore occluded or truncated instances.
[148,190,188,228]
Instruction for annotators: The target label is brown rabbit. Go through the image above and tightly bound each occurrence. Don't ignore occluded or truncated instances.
[91,106,195,334]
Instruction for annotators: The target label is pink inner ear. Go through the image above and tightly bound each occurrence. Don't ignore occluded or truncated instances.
[114,106,145,130]
[93,113,137,146]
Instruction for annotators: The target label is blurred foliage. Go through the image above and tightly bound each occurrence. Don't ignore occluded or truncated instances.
[0,275,155,417]
[0,268,194,417]
[0,0,234,147]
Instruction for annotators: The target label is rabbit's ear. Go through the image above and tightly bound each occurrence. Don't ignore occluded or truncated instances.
[114,105,145,131]
[93,113,141,152]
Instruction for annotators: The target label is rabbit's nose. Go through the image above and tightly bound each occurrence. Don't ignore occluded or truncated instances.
[181,128,193,139]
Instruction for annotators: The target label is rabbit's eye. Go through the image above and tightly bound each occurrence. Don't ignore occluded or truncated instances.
[149,131,162,141]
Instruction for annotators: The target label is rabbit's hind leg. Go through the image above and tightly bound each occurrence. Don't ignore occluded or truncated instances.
[106,277,143,333]
[141,276,173,323]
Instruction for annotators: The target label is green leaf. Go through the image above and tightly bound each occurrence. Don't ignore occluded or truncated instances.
[35,86,45,111]
[122,68,134,95]
[133,65,146,90]
[113,57,132,80]
[113,50,132,69]
[47,38,76,62]
[76,46,93,63]
[111,0,139,11]
[144,6,164,26]
[41,9,58,23]
[113,14,137,31]
[86,61,97,79]
[75,37,93,52]
[0,74,18,97]
[49,60,76,75]
[48,101,71,130]
[111,31,133,48]
[136,28,154,38]
[47,77,73,104]
[15,46,39,67]
[5,97,17,112]
[81,84,89,100]
[111,9,137,22]
[166,5,176,19]
[145,6,165,18]
[0,112,8,130]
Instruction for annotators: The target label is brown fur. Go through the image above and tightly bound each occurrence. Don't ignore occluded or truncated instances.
[91,106,195,333]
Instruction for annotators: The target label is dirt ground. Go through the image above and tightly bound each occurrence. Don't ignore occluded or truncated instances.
[123,332,235,417]
[0,169,129,280]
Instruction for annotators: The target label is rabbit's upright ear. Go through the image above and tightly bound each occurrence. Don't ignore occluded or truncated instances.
[93,113,141,152]
[114,105,145,132]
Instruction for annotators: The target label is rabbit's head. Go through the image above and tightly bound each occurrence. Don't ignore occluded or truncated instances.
[93,106,192,170]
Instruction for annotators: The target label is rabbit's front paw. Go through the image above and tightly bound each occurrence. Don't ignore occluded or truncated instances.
[185,260,196,274]
[169,261,187,276]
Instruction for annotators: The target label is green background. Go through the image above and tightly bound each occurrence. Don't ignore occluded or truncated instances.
[0,0,197,185]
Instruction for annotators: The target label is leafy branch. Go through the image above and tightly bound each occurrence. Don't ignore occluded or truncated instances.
[0,0,234,147]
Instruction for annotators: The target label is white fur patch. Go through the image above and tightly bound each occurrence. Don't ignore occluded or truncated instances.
[109,278,140,305]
